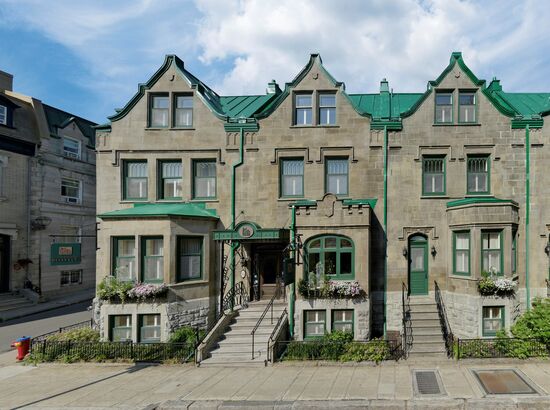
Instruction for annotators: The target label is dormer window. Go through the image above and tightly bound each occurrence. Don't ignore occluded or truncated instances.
[150,95,169,127]
[294,94,312,125]
[174,95,193,127]
[435,92,452,123]
[319,93,336,125]
[63,137,81,159]
[0,105,6,125]
[459,92,476,123]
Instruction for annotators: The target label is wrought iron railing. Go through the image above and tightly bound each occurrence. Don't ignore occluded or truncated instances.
[31,319,94,343]
[434,281,454,358]
[267,308,288,363]
[401,282,412,358]
[456,337,549,359]
[251,285,281,359]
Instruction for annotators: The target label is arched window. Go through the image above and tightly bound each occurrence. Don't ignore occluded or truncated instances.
[305,235,354,280]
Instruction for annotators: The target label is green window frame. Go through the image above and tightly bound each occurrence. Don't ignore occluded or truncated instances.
[149,94,169,128]
[139,314,161,343]
[318,93,336,125]
[481,230,503,276]
[112,236,136,281]
[459,91,476,123]
[453,231,470,276]
[332,310,353,335]
[192,160,216,199]
[467,155,490,195]
[325,157,349,196]
[158,160,182,200]
[280,158,304,198]
[141,237,164,283]
[173,94,193,128]
[422,156,446,195]
[305,235,354,280]
[177,236,203,282]
[294,93,312,125]
[435,91,453,124]
[512,231,517,274]
[123,160,148,201]
[304,310,326,339]
[482,306,504,337]
[110,315,132,342]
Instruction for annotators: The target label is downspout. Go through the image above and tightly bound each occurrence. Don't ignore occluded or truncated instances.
[289,205,296,337]
[26,156,32,285]
[229,127,245,306]
[383,125,388,337]
[525,124,531,310]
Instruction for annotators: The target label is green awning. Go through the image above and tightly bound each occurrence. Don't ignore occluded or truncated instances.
[213,221,289,242]
[98,202,219,219]
[446,197,518,208]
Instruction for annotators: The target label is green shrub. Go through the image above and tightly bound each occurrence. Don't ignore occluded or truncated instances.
[169,326,205,344]
[477,277,497,296]
[510,298,550,344]
[97,276,133,303]
[340,339,390,363]
[47,328,99,343]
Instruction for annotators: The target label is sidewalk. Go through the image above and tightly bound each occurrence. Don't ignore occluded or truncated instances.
[0,288,94,323]
[0,357,549,409]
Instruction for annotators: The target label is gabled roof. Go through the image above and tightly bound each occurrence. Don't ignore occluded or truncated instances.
[98,202,219,219]
[348,93,424,119]
[43,104,97,145]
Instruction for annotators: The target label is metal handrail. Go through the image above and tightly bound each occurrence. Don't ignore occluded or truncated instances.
[251,286,281,359]
[267,308,288,362]
[401,282,411,358]
[434,280,454,358]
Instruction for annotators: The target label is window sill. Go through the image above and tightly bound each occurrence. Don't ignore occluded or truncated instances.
[171,127,195,130]
[465,194,493,198]
[432,123,481,127]
[170,279,208,287]
[120,199,149,204]
[290,125,340,129]
[421,195,449,199]
[190,198,218,203]
[145,127,170,130]
[156,199,183,202]
[145,127,196,131]
[449,274,476,281]
[278,197,305,201]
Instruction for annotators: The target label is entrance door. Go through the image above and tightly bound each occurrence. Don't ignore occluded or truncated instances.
[0,235,10,293]
[409,235,428,295]
[259,253,280,299]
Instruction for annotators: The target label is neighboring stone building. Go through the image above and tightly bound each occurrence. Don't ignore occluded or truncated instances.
[0,70,96,303]
[94,52,550,353]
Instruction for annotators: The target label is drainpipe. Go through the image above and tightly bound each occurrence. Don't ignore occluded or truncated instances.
[289,205,296,337]
[525,125,531,310]
[383,125,388,337]
[229,127,245,306]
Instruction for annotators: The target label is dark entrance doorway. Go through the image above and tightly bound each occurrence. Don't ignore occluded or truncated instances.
[251,243,286,300]
[0,234,11,293]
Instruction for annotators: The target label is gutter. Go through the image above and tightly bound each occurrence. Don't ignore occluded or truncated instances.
[289,205,296,337]
[525,125,531,310]
[383,125,388,337]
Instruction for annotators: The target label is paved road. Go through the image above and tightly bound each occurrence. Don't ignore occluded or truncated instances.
[0,300,92,353]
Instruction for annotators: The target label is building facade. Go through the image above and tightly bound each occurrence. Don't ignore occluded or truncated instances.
[0,70,97,301]
[94,53,550,345]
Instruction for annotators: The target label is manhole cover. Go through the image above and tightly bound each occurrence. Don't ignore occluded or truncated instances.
[473,369,537,395]
[413,370,445,396]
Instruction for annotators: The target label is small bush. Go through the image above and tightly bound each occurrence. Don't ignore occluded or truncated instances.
[97,277,133,303]
[169,326,205,344]
[47,328,99,343]
[340,339,390,363]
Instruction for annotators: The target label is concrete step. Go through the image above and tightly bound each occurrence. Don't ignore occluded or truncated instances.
[411,334,445,343]
[226,326,274,336]
[409,312,440,320]
[408,351,448,358]
[410,319,440,327]
[409,304,438,313]
[233,314,286,323]
[409,343,446,354]
[0,297,34,312]
[199,358,266,368]
[220,336,271,345]
[210,347,267,357]
[410,326,443,335]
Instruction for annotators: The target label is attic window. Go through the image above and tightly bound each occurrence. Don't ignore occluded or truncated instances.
[319,93,336,125]
[150,95,169,127]
[294,94,312,125]
[435,92,452,123]
[0,105,6,125]
[459,92,476,123]
[174,95,193,127]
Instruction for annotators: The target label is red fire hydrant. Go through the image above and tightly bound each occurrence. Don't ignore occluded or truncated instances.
[11,336,31,361]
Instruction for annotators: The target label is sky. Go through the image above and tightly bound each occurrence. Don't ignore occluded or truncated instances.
[0,0,549,124]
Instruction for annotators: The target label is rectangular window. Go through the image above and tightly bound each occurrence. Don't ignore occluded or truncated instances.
[435,92,452,123]
[294,94,312,125]
[193,160,216,199]
[422,156,445,195]
[280,158,304,197]
[332,310,353,335]
[319,93,336,125]
[123,161,148,200]
[304,310,325,338]
[61,178,81,203]
[142,237,163,283]
[467,156,490,194]
[512,232,517,274]
[150,95,169,127]
[459,92,476,123]
[482,231,502,275]
[110,315,132,342]
[139,314,161,343]
[453,231,470,276]
[63,137,81,159]
[60,269,82,286]
[174,95,193,127]
[159,161,182,199]
[113,237,136,281]
[325,158,348,196]
[177,236,203,281]
[482,306,504,337]
[0,105,6,125]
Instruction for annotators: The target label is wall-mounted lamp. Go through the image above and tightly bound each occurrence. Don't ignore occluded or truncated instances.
[545,241,550,256]
[402,247,408,258]
[431,246,437,258]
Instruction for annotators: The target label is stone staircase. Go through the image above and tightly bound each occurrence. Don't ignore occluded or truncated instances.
[0,292,34,315]
[199,299,287,367]
[408,297,447,358]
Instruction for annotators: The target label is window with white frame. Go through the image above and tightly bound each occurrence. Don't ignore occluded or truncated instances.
[113,237,136,281]
[294,94,312,125]
[193,160,216,199]
[123,161,148,200]
[482,306,504,337]
[110,315,132,342]
[139,314,161,343]
[319,93,336,125]
[453,231,470,276]
[0,105,6,125]
[467,156,490,194]
[280,158,304,197]
[61,178,81,203]
[60,269,82,286]
[304,310,325,338]
[332,310,353,334]
[482,231,502,275]
[174,95,193,127]
[63,137,81,159]
[142,237,163,283]
[435,92,452,123]
[325,157,348,196]
[159,161,182,199]
[459,92,476,123]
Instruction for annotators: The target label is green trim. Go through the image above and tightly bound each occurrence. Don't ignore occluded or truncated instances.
[138,314,161,343]
[458,90,478,124]
[452,231,470,276]
[280,158,305,198]
[331,309,354,336]
[511,118,543,129]
[192,159,217,200]
[342,198,378,208]
[446,197,518,208]
[466,155,490,195]
[481,230,504,276]
[112,236,136,280]
[325,157,349,196]
[482,306,505,337]
[303,309,326,339]
[109,315,132,342]
[383,125,388,337]
[141,236,164,283]
[288,199,317,207]
[123,160,148,201]
[305,235,354,280]
[213,221,289,242]
[370,120,402,130]
[158,160,182,200]
[409,235,429,295]
[99,202,219,220]
[525,125,531,309]
[223,119,259,132]
[512,230,517,274]
[434,91,453,124]
[289,206,296,338]
[422,156,446,196]
[148,93,169,128]
[176,236,203,282]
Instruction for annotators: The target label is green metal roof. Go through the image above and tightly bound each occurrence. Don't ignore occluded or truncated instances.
[43,104,97,145]
[446,197,518,208]
[348,93,424,119]
[98,202,219,219]
[219,95,277,118]
[342,198,378,209]
[494,92,550,117]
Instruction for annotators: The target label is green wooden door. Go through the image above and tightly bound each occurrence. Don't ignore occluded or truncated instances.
[409,235,428,295]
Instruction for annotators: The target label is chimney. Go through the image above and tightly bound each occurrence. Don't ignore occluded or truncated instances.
[488,77,502,92]
[0,70,13,92]
[379,78,389,93]
[266,79,281,95]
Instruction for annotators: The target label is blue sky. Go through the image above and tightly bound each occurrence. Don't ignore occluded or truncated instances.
[1,0,549,124]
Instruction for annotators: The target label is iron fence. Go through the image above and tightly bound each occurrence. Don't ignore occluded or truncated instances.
[434,281,454,358]
[456,337,549,359]
[272,339,403,362]
[30,339,195,362]
[31,319,94,343]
